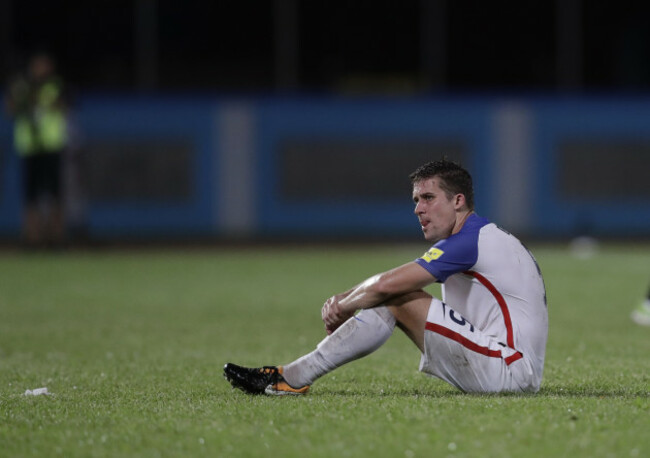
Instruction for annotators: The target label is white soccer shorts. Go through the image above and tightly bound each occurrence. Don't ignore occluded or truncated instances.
[419,298,537,393]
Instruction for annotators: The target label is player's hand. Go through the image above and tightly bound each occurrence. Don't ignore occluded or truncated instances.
[322,294,354,335]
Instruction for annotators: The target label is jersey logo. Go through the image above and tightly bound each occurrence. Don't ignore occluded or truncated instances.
[421,247,444,263]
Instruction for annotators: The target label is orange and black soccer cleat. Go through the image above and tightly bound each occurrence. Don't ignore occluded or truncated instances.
[223,363,310,396]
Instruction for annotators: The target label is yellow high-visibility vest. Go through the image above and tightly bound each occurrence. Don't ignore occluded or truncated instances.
[13,79,68,156]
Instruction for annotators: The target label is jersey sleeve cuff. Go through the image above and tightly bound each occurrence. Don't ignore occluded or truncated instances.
[414,258,446,282]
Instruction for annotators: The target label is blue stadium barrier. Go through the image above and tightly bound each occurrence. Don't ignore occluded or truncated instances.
[0,94,648,240]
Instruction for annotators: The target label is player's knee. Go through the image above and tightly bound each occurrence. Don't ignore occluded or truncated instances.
[359,306,396,329]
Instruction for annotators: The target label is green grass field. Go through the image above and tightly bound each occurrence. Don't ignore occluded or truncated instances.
[0,243,649,457]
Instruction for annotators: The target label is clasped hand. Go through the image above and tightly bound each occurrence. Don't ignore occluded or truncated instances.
[321,293,355,335]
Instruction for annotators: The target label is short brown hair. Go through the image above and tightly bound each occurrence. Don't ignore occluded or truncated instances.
[409,159,474,210]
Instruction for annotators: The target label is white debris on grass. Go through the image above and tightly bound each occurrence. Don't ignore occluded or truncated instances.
[24,387,50,396]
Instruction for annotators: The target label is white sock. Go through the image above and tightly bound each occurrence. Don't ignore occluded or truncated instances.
[282,307,396,388]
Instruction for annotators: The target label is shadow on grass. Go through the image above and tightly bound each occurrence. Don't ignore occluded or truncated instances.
[312,385,649,399]
[538,385,650,398]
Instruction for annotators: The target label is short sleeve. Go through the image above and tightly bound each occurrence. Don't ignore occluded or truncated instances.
[414,215,488,282]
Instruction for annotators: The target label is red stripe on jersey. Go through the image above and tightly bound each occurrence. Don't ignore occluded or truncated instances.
[504,351,524,365]
[463,270,516,349]
[425,322,523,366]
[425,322,502,357]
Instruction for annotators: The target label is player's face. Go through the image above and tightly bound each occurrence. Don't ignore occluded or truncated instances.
[412,177,459,243]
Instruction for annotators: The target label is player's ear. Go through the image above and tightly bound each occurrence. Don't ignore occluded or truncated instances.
[454,193,466,210]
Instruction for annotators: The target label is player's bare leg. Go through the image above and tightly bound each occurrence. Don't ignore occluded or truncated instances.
[386,290,432,353]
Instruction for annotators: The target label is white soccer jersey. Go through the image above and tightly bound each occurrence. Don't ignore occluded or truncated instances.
[415,213,548,391]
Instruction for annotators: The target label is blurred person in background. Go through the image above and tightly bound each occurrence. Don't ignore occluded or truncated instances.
[631,284,650,326]
[5,53,68,247]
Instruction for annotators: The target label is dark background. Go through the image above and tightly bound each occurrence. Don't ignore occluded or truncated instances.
[3,0,650,93]
[1,0,650,240]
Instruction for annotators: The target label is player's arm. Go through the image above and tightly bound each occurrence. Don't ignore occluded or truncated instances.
[322,262,435,333]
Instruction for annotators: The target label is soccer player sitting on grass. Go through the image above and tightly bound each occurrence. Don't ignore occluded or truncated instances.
[224,159,548,395]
